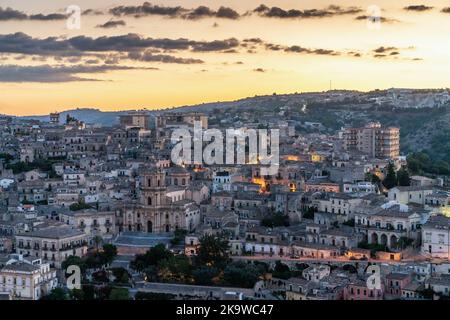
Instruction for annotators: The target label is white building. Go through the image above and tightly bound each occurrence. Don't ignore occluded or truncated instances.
[0,255,57,300]
[212,171,232,193]
[421,215,450,259]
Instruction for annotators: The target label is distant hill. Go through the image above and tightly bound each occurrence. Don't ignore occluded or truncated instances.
[15,89,450,163]
[20,108,137,126]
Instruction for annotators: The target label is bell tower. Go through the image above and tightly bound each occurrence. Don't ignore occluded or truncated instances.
[140,169,166,208]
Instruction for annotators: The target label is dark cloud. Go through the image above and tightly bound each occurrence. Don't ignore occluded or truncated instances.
[191,38,240,52]
[97,20,126,29]
[373,46,398,54]
[253,4,362,19]
[442,8,450,13]
[355,15,398,23]
[186,6,240,20]
[29,13,67,21]
[110,2,185,17]
[110,2,240,20]
[404,5,433,12]
[0,64,144,83]
[0,33,241,58]
[263,43,340,56]
[0,7,66,21]
[0,7,28,20]
[216,7,240,19]
[254,68,266,73]
[82,9,104,16]
[128,50,203,64]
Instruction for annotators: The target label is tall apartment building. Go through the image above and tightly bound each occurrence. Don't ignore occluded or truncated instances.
[343,122,400,159]
[119,112,151,130]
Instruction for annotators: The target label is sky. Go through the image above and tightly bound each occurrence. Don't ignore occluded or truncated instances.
[0,0,449,116]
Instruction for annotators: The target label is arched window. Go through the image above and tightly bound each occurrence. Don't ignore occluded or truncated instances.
[148,197,152,206]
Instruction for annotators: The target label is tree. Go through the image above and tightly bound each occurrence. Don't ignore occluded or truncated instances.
[271,261,292,279]
[302,207,315,220]
[223,262,265,288]
[192,266,221,285]
[70,289,85,300]
[135,292,175,300]
[196,234,230,268]
[62,255,86,274]
[158,255,192,282]
[41,288,68,300]
[93,236,103,251]
[130,244,172,271]
[261,213,289,228]
[171,229,188,245]
[383,163,397,189]
[102,244,118,265]
[397,168,411,186]
[109,288,130,300]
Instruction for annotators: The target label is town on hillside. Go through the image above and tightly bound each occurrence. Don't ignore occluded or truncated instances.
[0,109,449,301]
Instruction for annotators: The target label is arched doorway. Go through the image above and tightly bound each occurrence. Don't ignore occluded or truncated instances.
[390,235,398,248]
[371,233,378,244]
[380,234,388,247]
[147,221,153,233]
[165,225,170,232]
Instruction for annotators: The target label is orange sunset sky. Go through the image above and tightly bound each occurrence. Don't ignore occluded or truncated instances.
[0,0,449,115]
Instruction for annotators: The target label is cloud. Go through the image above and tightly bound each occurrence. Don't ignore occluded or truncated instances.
[191,38,240,52]
[110,2,240,20]
[355,15,399,23]
[184,6,239,20]
[0,64,145,83]
[254,68,266,72]
[404,5,433,12]
[97,20,126,29]
[253,4,362,19]
[0,7,66,21]
[373,46,399,54]
[128,50,203,64]
[110,2,185,17]
[442,8,450,13]
[0,33,242,58]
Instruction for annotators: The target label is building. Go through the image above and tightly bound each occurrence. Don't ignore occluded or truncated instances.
[59,209,116,241]
[343,122,400,159]
[388,186,434,206]
[124,168,200,233]
[119,112,150,130]
[355,203,424,250]
[49,113,60,125]
[15,226,88,268]
[0,255,57,300]
[212,171,232,193]
[421,215,450,259]
[385,272,412,300]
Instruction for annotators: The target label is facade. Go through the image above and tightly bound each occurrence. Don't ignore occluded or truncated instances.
[15,226,88,268]
[0,255,57,300]
[124,169,200,233]
[421,215,450,259]
[343,122,400,159]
